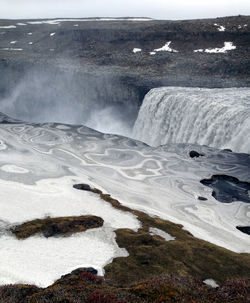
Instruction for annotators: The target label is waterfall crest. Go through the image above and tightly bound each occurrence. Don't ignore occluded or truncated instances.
[133,87,250,153]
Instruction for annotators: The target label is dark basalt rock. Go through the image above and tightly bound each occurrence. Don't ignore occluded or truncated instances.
[200,175,250,203]
[190,150,205,158]
[11,215,104,239]
[198,196,208,201]
[236,226,250,235]
[73,183,91,191]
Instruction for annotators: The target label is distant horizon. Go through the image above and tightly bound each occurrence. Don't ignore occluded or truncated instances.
[0,0,250,20]
[1,14,250,21]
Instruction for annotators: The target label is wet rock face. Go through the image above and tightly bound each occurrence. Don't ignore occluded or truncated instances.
[236,226,250,235]
[200,175,250,203]
[190,150,205,158]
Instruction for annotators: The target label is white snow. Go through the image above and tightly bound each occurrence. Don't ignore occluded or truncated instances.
[74,24,79,27]
[28,42,33,45]
[0,177,140,230]
[218,25,225,32]
[0,25,16,29]
[150,51,156,55]
[0,109,249,287]
[0,48,23,51]
[27,18,152,25]
[0,227,128,287]
[149,227,175,241]
[205,42,236,53]
[50,32,56,37]
[27,32,32,35]
[194,42,236,54]
[193,49,204,53]
[133,48,142,53]
[214,23,226,31]
[153,41,178,53]
[10,41,17,44]
[203,279,219,288]
[1,165,29,174]
[16,23,26,26]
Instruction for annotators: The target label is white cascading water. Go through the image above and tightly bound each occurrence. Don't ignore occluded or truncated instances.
[133,87,250,153]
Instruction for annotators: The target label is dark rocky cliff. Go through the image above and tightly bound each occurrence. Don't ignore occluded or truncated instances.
[0,16,249,114]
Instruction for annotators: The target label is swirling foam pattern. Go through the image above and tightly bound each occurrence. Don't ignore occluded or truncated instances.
[0,113,249,286]
[133,87,250,153]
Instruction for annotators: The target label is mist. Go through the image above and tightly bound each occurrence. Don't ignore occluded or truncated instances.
[0,67,138,137]
[0,0,250,20]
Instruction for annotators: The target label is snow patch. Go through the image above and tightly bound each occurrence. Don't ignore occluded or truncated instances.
[50,32,56,37]
[27,32,32,35]
[28,42,33,45]
[27,18,152,25]
[150,51,156,55]
[10,41,17,44]
[193,42,236,54]
[205,42,236,53]
[16,23,26,26]
[214,23,225,31]
[0,226,128,287]
[149,227,175,241]
[0,25,16,29]
[203,279,219,288]
[153,41,178,53]
[0,48,23,51]
[133,48,142,53]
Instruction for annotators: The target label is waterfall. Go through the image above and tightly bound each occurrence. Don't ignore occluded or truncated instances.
[133,87,250,153]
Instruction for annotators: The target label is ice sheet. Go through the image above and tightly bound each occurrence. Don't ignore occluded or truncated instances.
[0,115,249,286]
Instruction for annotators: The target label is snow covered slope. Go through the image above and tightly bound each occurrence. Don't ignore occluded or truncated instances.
[0,113,249,286]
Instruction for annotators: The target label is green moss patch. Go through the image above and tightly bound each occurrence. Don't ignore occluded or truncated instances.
[11,215,104,239]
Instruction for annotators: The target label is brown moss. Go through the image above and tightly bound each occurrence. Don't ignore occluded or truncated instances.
[11,215,104,239]
[1,274,249,303]
[75,186,250,286]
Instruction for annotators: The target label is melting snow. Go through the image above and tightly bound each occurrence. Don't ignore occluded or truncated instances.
[0,227,128,287]
[27,18,152,25]
[193,42,236,53]
[214,23,225,31]
[205,42,236,53]
[1,165,29,174]
[203,279,219,288]
[133,48,142,53]
[150,51,156,55]
[153,41,178,53]
[149,227,175,241]
[0,48,23,51]
[28,32,32,35]
[0,25,16,29]
[28,42,33,45]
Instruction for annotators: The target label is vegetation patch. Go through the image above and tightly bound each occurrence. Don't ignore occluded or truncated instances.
[11,215,104,239]
[0,270,249,303]
[74,184,250,286]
